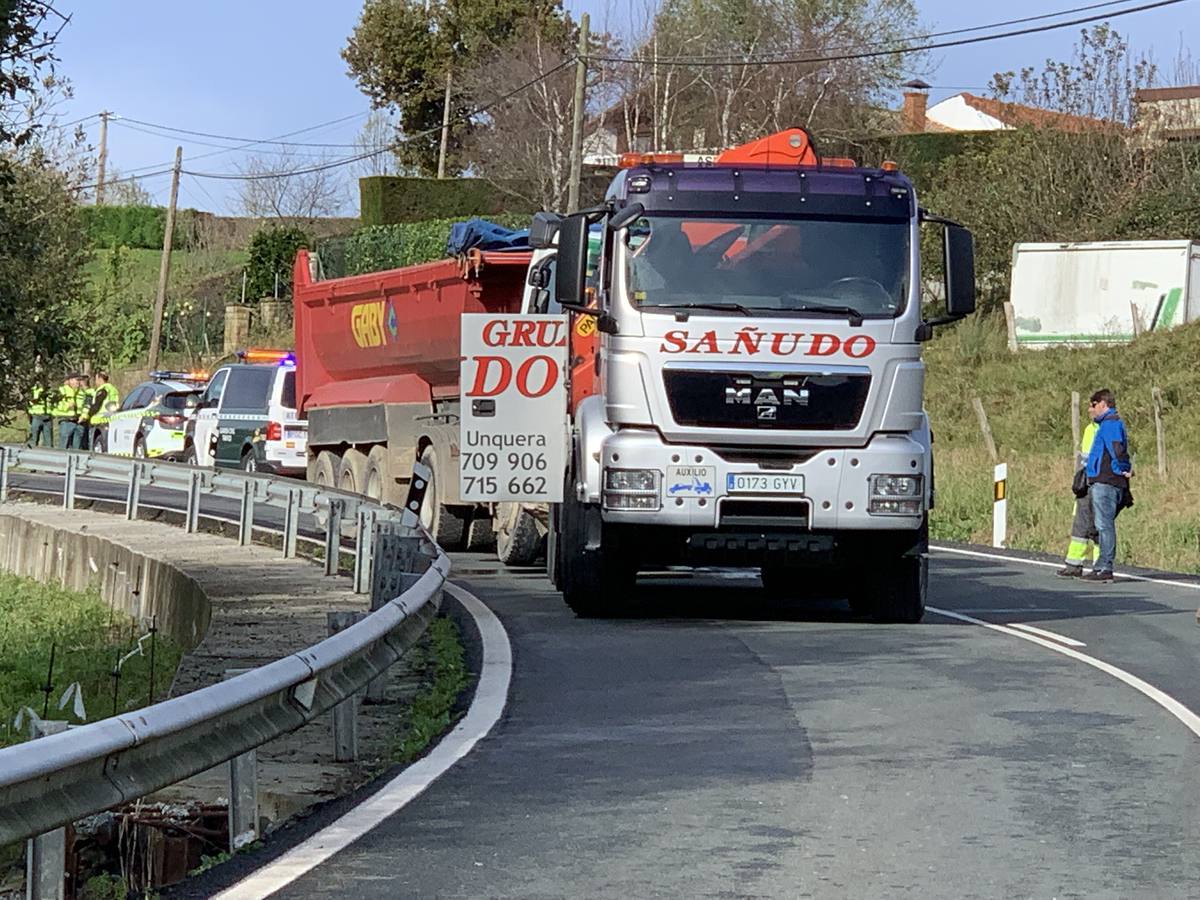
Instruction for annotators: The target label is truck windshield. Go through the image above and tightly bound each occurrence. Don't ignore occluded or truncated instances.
[623,215,910,317]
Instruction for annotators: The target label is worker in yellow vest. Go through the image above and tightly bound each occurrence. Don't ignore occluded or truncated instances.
[52,373,88,450]
[1057,420,1101,577]
[26,385,53,447]
[85,371,121,452]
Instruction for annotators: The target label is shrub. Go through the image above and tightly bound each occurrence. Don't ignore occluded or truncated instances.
[358,175,609,226]
[244,225,309,301]
[339,215,530,276]
[80,205,199,250]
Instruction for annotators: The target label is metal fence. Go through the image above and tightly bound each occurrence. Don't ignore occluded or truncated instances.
[0,445,447,851]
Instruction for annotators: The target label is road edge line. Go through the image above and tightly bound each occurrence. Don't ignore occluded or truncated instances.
[932,543,1200,592]
[928,606,1200,740]
[213,582,512,900]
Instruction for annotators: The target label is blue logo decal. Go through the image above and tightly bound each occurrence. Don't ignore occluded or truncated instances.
[669,477,713,495]
[386,302,399,339]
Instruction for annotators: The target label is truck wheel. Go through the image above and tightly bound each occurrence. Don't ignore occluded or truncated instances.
[418,447,467,549]
[365,446,405,506]
[466,515,496,552]
[862,521,929,624]
[495,503,542,566]
[559,492,636,618]
[338,449,368,495]
[547,503,562,588]
[313,451,339,488]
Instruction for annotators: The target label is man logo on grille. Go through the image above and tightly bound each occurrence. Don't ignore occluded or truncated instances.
[757,406,777,421]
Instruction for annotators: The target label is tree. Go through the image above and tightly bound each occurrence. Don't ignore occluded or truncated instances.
[607,0,924,153]
[342,0,570,175]
[236,149,349,221]
[352,109,402,179]
[1,1,69,147]
[100,166,154,206]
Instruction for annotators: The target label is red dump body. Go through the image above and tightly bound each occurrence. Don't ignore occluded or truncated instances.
[293,248,532,414]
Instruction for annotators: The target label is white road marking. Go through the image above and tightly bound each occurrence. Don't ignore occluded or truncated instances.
[928,606,1200,740]
[932,544,1200,592]
[214,582,512,900]
[1005,622,1086,647]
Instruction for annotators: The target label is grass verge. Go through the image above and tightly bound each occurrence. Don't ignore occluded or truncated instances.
[386,616,472,765]
[0,570,183,747]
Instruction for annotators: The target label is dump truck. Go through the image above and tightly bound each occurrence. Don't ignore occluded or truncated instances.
[292,244,546,560]
[461,128,977,621]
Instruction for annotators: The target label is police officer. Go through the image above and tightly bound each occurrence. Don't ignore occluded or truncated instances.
[1057,419,1100,577]
[53,373,88,450]
[27,384,53,447]
[85,371,121,452]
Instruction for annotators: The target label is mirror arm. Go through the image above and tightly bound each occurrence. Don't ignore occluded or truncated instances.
[918,208,964,228]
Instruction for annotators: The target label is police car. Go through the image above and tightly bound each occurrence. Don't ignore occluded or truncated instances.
[183,350,307,474]
[102,372,208,459]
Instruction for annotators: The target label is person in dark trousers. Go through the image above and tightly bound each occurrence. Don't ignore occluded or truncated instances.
[1082,389,1132,583]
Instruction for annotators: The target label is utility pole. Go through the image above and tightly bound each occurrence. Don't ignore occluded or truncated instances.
[567,12,589,212]
[437,72,452,180]
[96,111,111,205]
[148,146,182,370]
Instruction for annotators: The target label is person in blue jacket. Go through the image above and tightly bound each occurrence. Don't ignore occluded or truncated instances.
[1082,389,1133,583]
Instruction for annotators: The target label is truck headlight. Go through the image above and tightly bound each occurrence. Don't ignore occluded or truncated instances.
[603,468,661,511]
[869,474,923,516]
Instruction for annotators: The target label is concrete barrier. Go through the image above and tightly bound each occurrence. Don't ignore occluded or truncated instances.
[0,512,210,651]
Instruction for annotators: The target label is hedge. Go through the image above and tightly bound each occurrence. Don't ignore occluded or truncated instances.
[358,175,612,225]
[335,215,531,277]
[80,205,200,250]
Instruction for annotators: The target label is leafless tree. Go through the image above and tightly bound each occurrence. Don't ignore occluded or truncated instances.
[352,109,403,178]
[236,149,349,221]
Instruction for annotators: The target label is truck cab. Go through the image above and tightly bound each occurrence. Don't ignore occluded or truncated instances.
[542,129,975,621]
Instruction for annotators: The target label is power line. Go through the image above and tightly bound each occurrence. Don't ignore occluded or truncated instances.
[592,0,1190,67]
[111,120,358,159]
[114,112,369,148]
[613,0,1149,64]
[184,57,578,182]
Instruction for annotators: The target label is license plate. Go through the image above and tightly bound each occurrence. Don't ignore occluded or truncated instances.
[726,473,805,495]
[285,429,305,440]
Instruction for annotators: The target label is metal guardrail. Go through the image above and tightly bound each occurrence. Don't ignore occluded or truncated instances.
[0,445,447,848]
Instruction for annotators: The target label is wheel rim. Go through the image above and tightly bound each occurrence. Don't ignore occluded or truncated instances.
[133,442,144,459]
[243,455,256,472]
[365,468,382,502]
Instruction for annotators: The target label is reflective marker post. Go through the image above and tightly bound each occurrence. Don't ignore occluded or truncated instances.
[993,463,1007,548]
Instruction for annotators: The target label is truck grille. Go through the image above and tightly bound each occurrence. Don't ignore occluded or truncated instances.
[663,370,870,430]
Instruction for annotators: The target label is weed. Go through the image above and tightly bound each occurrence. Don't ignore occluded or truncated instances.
[387,617,472,765]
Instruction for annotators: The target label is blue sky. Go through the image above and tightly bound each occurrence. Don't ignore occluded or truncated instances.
[52,0,1198,215]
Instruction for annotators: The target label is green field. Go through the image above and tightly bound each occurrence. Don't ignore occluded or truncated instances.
[925,316,1200,572]
[0,570,182,747]
[84,247,246,300]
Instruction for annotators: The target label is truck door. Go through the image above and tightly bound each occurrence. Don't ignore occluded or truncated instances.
[192,369,228,467]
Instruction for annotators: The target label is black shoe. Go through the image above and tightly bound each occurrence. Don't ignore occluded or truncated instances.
[1057,565,1084,578]
[1081,570,1114,583]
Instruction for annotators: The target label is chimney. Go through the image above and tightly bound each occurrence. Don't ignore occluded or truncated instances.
[900,79,931,133]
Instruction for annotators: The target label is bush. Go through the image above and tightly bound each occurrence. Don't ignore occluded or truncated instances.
[80,205,199,250]
[244,225,309,301]
[338,215,530,276]
[358,175,609,225]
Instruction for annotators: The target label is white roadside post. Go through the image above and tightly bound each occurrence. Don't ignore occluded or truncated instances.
[993,462,1008,548]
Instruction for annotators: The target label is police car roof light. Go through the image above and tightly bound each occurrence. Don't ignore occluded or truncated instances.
[237,348,296,366]
[150,370,209,383]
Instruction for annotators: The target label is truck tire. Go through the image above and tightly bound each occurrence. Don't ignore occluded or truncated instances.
[313,451,339,488]
[365,445,405,507]
[466,515,496,552]
[418,447,467,550]
[559,491,636,618]
[854,521,928,624]
[338,449,368,495]
[495,503,542,566]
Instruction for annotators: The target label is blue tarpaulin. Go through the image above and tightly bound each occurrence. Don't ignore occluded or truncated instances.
[446,218,530,256]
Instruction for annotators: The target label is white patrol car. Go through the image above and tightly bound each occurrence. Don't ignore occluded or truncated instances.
[102,372,208,459]
[183,350,307,475]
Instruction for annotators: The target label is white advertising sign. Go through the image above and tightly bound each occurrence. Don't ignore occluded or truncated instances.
[460,314,570,503]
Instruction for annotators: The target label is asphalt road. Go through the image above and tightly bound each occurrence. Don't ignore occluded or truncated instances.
[270,551,1200,899]
[11,470,1199,897]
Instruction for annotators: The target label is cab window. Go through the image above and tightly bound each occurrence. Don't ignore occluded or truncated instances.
[223,367,274,409]
[120,386,152,411]
[201,369,229,409]
[280,370,297,410]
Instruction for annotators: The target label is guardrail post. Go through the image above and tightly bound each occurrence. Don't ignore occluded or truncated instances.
[282,487,299,559]
[185,469,202,534]
[399,461,431,529]
[125,461,142,521]
[62,454,77,511]
[238,478,254,546]
[327,612,366,760]
[324,499,344,576]
[0,446,10,503]
[223,669,259,852]
[25,719,69,900]
[352,508,377,595]
[371,525,424,611]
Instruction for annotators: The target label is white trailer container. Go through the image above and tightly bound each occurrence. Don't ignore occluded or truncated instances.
[1009,240,1200,349]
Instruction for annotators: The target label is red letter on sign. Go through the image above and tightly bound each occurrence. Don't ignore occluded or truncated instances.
[482,320,510,347]
[467,356,512,396]
[516,356,559,398]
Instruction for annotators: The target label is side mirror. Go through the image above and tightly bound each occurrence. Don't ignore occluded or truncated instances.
[553,213,589,309]
[943,225,976,317]
[529,211,562,250]
[608,201,645,232]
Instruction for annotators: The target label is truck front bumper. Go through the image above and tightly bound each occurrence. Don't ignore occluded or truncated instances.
[595,428,927,532]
